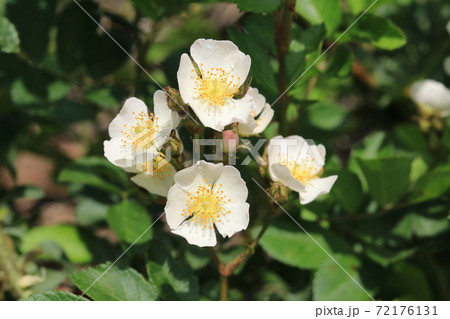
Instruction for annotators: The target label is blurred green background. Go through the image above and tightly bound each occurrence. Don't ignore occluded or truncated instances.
[0,0,449,301]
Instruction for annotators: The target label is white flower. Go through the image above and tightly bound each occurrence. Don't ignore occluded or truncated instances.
[410,79,450,117]
[104,90,180,170]
[177,38,254,131]
[165,160,249,247]
[237,87,274,136]
[130,155,176,197]
[268,135,337,205]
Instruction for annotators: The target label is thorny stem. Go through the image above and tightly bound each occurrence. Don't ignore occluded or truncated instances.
[275,0,296,136]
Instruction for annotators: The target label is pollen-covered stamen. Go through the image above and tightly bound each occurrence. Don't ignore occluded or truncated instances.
[120,111,160,152]
[181,181,231,229]
[193,64,240,107]
[140,155,172,180]
[280,155,323,185]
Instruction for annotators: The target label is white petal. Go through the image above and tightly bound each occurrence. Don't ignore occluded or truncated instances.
[104,138,133,169]
[299,175,338,205]
[215,98,254,128]
[252,104,274,135]
[165,184,190,229]
[242,87,266,114]
[153,90,180,129]
[130,165,176,197]
[177,53,198,110]
[214,166,248,203]
[238,115,257,136]
[108,97,148,139]
[270,163,305,193]
[174,160,224,189]
[215,203,249,238]
[268,136,306,178]
[411,79,450,115]
[172,219,217,247]
[190,39,250,87]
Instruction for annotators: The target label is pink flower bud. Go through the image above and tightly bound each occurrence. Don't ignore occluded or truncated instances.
[223,130,239,153]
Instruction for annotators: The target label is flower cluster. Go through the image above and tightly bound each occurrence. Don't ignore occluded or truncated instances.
[104,39,337,247]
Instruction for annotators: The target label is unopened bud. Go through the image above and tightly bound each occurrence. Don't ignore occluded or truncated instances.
[223,130,239,153]
[269,182,290,203]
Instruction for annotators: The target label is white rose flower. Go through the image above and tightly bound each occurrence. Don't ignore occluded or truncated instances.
[177,38,254,131]
[130,155,177,197]
[237,87,274,136]
[165,160,249,247]
[410,79,450,117]
[268,135,337,205]
[104,90,180,170]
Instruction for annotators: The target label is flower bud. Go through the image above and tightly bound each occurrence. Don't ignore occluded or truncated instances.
[269,182,290,203]
[223,130,239,153]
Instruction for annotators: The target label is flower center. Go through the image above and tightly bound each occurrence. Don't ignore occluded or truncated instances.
[140,155,172,180]
[282,156,323,185]
[182,181,231,229]
[193,65,240,107]
[121,111,159,152]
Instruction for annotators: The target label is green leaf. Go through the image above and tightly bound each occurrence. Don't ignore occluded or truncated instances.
[233,0,281,13]
[21,225,92,263]
[325,45,354,78]
[228,27,278,94]
[329,169,363,213]
[23,291,87,301]
[0,16,20,54]
[343,14,407,50]
[347,0,382,15]
[6,0,56,62]
[387,263,432,300]
[86,87,119,108]
[71,263,158,301]
[295,0,342,34]
[107,201,152,244]
[313,255,372,301]
[146,238,199,300]
[393,212,449,239]
[257,219,351,270]
[58,156,128,195]
[365,246,415,267]
[306,101,349,130]
[76,197,108,226]
[411,166,450,202]
[358,157,412,207]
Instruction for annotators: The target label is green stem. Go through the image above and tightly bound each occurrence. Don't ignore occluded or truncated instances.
[220,275,228,301]
[275,0,296,136]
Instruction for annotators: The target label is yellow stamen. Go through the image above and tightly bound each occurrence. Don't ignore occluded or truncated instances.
[181,183,231,229]
[193,64,240,107]
[120,111,159,152]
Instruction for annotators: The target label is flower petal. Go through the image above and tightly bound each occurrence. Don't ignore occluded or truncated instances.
[253,104,274,135]
[214,165,248,203]
[174,160,224,189]
[165,184,190,229]
[108,97,148,139]
[299,175,338,205]
[172,219,217,247]
[104,138,133,169]
[215,203,249,238]
[270,163,305,193]
[130,165,176,197]
[177,53,197,110]
[153,90,180,129]
[190,39,250,87]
